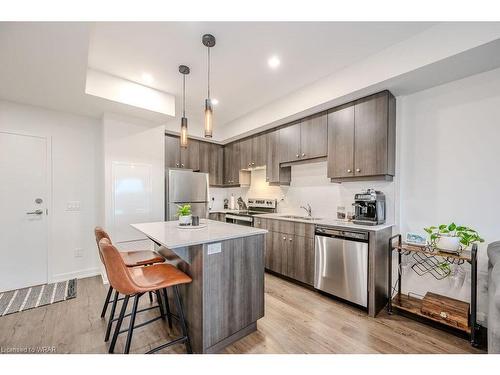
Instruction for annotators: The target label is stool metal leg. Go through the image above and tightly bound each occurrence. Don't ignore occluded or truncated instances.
[124,294,140,354]
[162,288,173,329]
[104,290,119,342]
[173,285,192,354]
[101,285,113,318]
[155,290,166,320]
[109,294,129,353]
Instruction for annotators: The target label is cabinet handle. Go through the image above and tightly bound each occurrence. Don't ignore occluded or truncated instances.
[296,154,299,158]
[283,236,286,240]
[356,168,361,173]
[347,169,352,173]
[301,153,305,157]
[176,163,179,167]
[181,164,185,168]
[289,237,292,241]
[252,162,255,165]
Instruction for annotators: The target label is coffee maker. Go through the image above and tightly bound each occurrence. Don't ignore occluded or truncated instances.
[352,189,386,225]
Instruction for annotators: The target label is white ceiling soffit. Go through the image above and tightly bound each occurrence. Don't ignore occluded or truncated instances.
[219,22,500,142]
[85,69,175,116]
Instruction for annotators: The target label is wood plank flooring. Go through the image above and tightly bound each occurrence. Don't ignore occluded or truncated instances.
[0,273,483,354]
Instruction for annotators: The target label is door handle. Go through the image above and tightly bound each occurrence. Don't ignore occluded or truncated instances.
[26,209,44,215]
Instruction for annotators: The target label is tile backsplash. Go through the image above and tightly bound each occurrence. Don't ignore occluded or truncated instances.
[210,161,395,223]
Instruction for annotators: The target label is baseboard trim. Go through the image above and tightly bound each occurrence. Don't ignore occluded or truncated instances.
[50,267,100,283]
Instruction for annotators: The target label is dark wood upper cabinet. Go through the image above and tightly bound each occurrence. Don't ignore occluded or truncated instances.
[278,122,301,163]
[327,104,355,178]
[199,141,223,186]
[354,92,394,177]
[251,133,267,167]
[239,138,253,170]
[180,139,200,171]
[299,113,328,160]
[266,130,291,185]
[223,141,240,185]
[165,135,181,168]
[327,91,396,181]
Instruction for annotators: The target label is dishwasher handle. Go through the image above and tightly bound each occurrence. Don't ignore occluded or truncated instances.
[315,226,369,242]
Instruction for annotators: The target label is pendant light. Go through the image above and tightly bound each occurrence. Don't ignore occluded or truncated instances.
[202,34,216,138]
[179,64,190,148]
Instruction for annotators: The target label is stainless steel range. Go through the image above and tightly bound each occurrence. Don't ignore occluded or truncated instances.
[225,198,277,226]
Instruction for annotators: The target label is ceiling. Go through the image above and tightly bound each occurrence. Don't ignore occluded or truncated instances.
[88,22,436,131]
[0,22,437,137]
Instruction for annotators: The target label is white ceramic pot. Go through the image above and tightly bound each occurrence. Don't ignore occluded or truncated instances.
[179,215,192,225]
[435,235,461,253]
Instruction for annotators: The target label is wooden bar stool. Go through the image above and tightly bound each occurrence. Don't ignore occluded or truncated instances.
[99,238,193,354]
[94,227,169,341]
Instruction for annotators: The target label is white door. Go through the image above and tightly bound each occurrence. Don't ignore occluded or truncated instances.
[0,132,49,292]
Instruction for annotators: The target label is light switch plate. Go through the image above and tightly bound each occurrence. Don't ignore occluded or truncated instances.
[66,201,81,211]
[207,242,222,255]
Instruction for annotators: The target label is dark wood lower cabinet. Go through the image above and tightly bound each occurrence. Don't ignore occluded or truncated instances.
[286,235,314,285]
[260,218,314,286]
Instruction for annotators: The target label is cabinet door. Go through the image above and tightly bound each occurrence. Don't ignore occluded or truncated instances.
[165,135,181,168]
[354,92,389,177]
[209,143,223,185]
[224,142,240,185]
[251,133,267,167]
[266,130,280,183]
[286,235,314,285]
[239,138,253,170]
[266,231,287,274]
[278,123,301,163]
[180,139,200,171]
[300,113,327,160]
[199,141,210,174]
[327,104,355,178]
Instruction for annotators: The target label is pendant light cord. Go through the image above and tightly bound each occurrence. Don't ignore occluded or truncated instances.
[207,47,211,100]
[182,73,186,117]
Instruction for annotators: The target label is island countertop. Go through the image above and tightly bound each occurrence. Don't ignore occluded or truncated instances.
[131,219,267,249]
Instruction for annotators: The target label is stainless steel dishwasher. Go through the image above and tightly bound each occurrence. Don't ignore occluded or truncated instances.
[314,226,369,308]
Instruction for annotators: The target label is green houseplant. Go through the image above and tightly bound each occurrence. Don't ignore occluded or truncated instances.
[176,204,192,225]
[424,223,484,253]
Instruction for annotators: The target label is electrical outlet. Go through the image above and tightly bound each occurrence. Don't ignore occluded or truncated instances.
[75,248,84,258]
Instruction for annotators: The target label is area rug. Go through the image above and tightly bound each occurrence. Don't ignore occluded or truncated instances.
[0,279,77,316]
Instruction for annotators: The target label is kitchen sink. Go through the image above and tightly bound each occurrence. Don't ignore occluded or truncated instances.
[280,215,321,221]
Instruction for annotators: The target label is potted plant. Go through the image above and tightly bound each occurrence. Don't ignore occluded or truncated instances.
[176,204,192,226]
[424,223,484,253]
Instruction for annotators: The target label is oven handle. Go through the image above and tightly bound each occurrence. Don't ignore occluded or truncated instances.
[226,214,253,222]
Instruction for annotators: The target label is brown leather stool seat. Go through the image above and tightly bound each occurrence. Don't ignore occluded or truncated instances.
[99,238,193,354]
[120,250,165,267]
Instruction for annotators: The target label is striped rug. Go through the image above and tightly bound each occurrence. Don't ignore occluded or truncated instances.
[0,279,77,317]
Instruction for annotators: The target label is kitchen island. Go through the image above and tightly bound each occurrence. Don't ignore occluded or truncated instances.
[131,220,267,353]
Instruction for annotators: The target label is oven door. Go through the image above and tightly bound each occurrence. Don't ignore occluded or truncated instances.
[225,214,253,226]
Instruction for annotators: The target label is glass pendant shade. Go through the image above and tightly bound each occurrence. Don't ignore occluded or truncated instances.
[180,117,188,148]
[204,99,213,138]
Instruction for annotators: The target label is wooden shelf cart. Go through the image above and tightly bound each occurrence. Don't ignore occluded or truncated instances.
[387,234,480,347]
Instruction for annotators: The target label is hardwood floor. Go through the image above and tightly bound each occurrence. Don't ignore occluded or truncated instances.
[0,273,483,354]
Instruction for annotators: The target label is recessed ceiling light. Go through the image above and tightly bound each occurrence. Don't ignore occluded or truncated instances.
[268,56,281,69]
[141,73,154,84]
[212,98,219,105]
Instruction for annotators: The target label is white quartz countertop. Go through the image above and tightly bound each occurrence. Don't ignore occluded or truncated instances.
[253,213,394,232]
[131,219,267,249]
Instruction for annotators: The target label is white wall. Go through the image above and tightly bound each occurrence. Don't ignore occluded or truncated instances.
[0,100,102,281]
[102,113,165,249]
[397,67,500,324]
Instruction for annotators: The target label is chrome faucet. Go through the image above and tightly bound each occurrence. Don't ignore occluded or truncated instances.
[300,203,312,217]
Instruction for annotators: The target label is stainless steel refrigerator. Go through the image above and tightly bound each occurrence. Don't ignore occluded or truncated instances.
[165,169,209,221]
